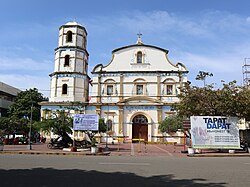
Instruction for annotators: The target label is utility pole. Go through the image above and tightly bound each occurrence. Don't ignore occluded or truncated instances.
[27,102,33,150]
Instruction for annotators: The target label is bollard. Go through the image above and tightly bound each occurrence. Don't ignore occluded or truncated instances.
[144,141,147,153]
[138,140,141,153]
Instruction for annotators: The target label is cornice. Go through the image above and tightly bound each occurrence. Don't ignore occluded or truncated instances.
[49,71,87,77]
[54,46,89,56]
[39,101,88,107]
[112,44,169,54]
[59,24,87,35]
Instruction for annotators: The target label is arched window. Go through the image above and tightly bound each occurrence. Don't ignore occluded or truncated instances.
[66,31,73,42]
[136,85,143,95]
[137,51,142,64]
[133,115,148,124]
[62,84,68,95]
[64,55,70,66]
[104,79,116,96]
[107,85,113,95]
[163,79,176,95]
[133,78,146,95]
[107,119,112,131]
[166,85,173,95]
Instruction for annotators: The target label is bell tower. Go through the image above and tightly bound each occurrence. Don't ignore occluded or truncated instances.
[49,22,89,103]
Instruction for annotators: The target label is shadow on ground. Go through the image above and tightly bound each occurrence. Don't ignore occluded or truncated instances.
[0,168,226,187]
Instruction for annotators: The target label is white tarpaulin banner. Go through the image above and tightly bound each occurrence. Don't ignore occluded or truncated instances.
[190,116,240,149]
[73,114,99,131]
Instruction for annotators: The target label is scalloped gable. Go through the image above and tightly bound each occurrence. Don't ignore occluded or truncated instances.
[98,44,185,73]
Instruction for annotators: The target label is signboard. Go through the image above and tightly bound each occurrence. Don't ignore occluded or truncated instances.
[190,116,240,149]
[73,114,99,131]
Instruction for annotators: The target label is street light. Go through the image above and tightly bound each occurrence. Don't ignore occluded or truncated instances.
[27,102,33,150]
[104,96,111,151]
[104,105,109,151]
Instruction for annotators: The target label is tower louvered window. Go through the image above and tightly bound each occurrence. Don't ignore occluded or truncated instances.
[64,55,70,66]
[62,84,68,95]
[66,31,73,42]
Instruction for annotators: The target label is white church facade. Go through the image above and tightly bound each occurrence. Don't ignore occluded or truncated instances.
[40,22,189,142]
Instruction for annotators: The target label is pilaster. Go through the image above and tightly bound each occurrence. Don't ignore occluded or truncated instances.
[119,74,124,101]
[96,105,101,116]
[179,72,183,94]
[97,74,101,103]
[157,106,162,123]
[157,74,161,99]
[118,106,124,134]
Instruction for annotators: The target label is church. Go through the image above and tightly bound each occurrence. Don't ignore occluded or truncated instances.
[40,22,189,142]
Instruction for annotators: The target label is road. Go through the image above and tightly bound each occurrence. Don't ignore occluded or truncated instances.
[0,154,250,187]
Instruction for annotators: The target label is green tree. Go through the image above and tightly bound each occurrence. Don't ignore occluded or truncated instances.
[158,115,182,133]
[8,88,47,121]
[176,80,250,120]
[195,71,213,87]
[233,84,250,120]
[0,117,13,138]
[176,84,218,118]
[98,118,106,133]
[35,110,73,143]
[215,81,239,117]
[36,110,106,143]
[2,88,47,137]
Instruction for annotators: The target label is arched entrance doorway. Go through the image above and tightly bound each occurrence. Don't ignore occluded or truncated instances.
[132,114,148,142]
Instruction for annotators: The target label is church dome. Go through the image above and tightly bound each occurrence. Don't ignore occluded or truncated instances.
[64,21,82,26]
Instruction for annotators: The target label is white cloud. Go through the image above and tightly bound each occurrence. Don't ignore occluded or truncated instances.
[0,74,50,97]
[0,56,50,71]
[182,52,240,73]
[177,51,244,87]
[2,9,250,92]
[81,10,250,88]
[246,16,250,23]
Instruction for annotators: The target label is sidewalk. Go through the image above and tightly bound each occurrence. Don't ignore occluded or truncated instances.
[187,149,250,157]
[0,142,185,157]
[1,143,250,157]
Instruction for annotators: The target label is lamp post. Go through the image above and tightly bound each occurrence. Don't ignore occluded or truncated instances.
[104,104,109,151]
[104,96,111,151]
[27,102,33,150]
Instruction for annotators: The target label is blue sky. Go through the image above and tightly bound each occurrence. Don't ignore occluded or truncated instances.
[1,0,250,97]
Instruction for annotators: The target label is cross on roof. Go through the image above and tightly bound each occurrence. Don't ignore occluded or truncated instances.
[137,32,142,39]
[136,32,143,44]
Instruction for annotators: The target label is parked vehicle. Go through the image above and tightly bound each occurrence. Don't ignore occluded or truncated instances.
[240,139,249,152]
[4,136,28,145]
[47,137,70,149]
[74,139,91,148]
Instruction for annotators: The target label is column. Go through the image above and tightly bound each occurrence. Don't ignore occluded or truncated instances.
[157,106,162,124]
[118,106,124,135]
[119,74,124,101]
[157,74,161,99]
[54,75,58,97]
[178,72,183,94]
[97,74,101,103]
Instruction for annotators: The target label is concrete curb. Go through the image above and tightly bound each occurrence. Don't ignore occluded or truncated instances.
[188,153,250,157]
[1,150,250,157]
[0,151,110,156]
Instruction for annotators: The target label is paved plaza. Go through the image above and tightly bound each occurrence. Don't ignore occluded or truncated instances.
[1,142,250,157]
[0,142,184,157]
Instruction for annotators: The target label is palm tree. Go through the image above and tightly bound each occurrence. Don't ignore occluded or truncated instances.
[195,71,213,87]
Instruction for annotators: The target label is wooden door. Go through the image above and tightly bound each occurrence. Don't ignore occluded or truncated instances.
[132,123,148,142]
